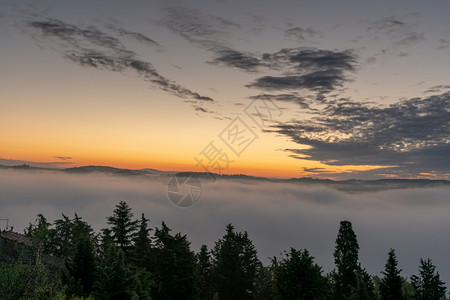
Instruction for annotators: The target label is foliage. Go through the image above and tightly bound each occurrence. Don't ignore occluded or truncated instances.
[211,223,261,300]
[2,203,447,300]
[107,201,139,255]
[0,260,61,300]
[274,248,330,299]
[411,258,446,300]
[151,222,196,300]
[333,220,360,299]
[195,244,214,300]
[93,246,137,300]
[379,249,405,300]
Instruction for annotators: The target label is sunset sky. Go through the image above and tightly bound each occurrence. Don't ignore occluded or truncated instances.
[1,0,449,179]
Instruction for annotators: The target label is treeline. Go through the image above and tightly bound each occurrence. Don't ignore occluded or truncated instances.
[0,201,447,299]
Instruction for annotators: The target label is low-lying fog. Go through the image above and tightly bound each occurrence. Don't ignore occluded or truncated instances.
[1,169,449,285]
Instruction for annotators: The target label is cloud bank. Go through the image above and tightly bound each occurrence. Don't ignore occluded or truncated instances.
[0,169,449,286]
[271,92,450,178]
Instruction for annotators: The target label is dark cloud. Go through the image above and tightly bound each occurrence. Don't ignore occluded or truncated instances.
[424,85,450,94]
[247,69,348,93]
[271,92,450,176]
[395,32,424,46]
[29,19,123,49]
[160,7,357,98]
[193,105,214,113]
[438,39,450,50]
[367,16,424,51]
[160,6,238,44]
[28,19,213,107]
[54,156,72,161]
[368,17,406,34]
[288,49,356,71]
[109,26,160,46]
[161,7,260,74]
[284,27,317,40]
[243,48,357,95]
[210,48,261,71]
[261,48,356,72]
[303,167,329,173]
[248,93,312,109]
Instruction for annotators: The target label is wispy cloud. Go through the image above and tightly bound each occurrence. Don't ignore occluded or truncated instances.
[107,24,161,47]
[248,93,313,110]
[209,48,261,71]
[160,7,357,99]
[284,26,318,41]
[424,85,450,94]
[247,69,348,93]
[367,16,425,53]
[27,19,214,109]
[53,156,72,161]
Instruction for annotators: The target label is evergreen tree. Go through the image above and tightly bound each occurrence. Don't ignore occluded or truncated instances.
[195,245,214,300]
[411,258,446,300]
[351,266,375,300]
[65,233,97,297]
[107,201,138,255]
[211,223,261,300]
[253,264,277,300]
[93,247,136,300]
[333,220,360,300]
[151,222,196,300]
[274,248,330,299]
[0,259,62,299]
[380,249,405,300]
[100,228,114,257]
[131,213,152,269]
[25,214,53,261]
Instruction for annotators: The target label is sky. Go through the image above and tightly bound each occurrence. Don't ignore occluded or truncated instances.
[0,0,449,179]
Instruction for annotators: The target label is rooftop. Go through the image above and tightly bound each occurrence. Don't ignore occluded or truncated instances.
[0,230,31,246]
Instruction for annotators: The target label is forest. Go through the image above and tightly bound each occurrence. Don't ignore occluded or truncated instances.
[0,201,447,300]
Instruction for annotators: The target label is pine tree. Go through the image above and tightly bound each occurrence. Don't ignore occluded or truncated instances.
[411,258,446,300]
[351,266,375,300]
[274,248,330,299]
[333,220,360,300]
[253,264,277,300]
[65,233,97,297]
[211,223,261,300]
[107,201,138,255]
[130,213,152,269]
[379,249,405,300]
[93,247,136,300]
[195,245,214,300]
[25,214,53,261]
[151,222,196,300]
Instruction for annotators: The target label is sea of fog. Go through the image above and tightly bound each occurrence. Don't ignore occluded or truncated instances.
[1,168,449,286]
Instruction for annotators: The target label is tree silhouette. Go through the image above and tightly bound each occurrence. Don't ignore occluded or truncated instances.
[212,223,261,300]
[379,249,405,300]
[131,213,152,269]
[195,245,214,300]
[411,258,446,300]
[107,201,138,255]
[333,220,360,299]
[93,247,136,300]
[151,222,196,300]
[274,248,330,299]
